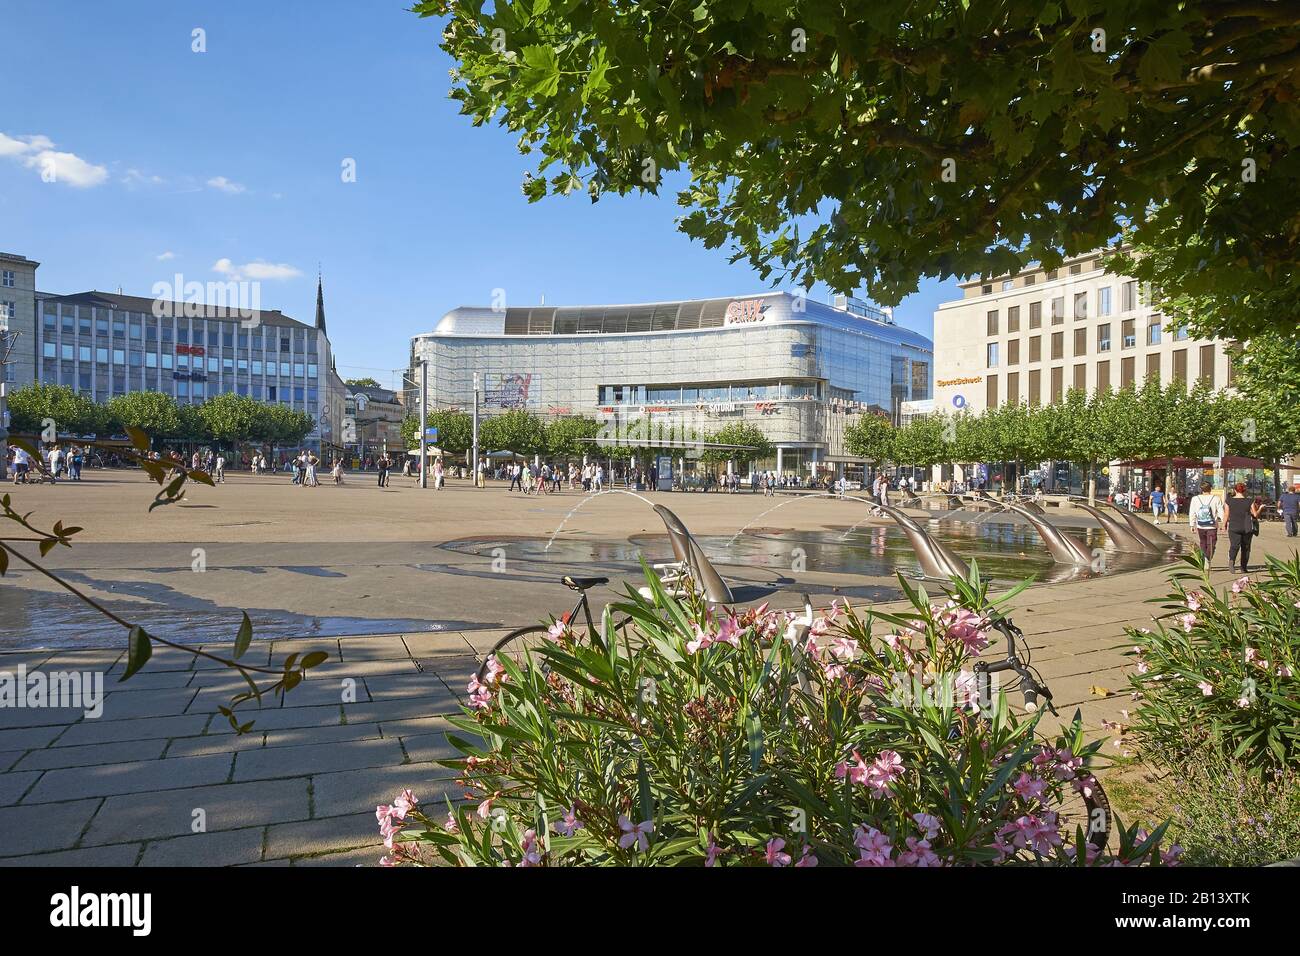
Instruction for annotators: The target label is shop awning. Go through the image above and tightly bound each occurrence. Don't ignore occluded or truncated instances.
[1117,456,1280,469]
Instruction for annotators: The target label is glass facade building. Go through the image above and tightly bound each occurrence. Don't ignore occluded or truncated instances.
[410,292,932,477]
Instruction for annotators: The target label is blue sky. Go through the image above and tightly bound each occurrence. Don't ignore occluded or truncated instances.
[1,0,959,390]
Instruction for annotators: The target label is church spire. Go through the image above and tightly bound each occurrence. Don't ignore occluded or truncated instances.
[314,269,327,335]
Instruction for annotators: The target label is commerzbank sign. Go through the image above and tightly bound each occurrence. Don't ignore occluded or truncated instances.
[724,298,769,325]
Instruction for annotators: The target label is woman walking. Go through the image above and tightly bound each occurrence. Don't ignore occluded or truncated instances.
[1188,482,1225,566]
[332,458,345,485]
[1224,482,1261,574]
[305,451,319,487]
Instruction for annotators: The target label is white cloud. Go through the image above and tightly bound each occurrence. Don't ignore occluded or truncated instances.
[123,168,165,187]
[206,176,246,194]
[156,251,176,261]
[0,132,108,188]
[212,258,301,281]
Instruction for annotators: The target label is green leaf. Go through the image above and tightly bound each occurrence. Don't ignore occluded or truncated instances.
[121,625,153,682]
[232,612,253,660]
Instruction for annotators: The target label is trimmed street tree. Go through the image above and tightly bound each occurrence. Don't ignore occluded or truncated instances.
[545,415,603,460]
[421,0,1300,334]
[702,421,772,471]
[843,412,895,465]
[105,392,181,445]
[6,383,102,436]
[481,408,546,457]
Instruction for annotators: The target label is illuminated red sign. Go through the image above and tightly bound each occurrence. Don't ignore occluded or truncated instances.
[177,344,206,356]
[724,299,767,325]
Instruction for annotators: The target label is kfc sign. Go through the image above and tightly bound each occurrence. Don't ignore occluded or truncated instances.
[724,299,768,325]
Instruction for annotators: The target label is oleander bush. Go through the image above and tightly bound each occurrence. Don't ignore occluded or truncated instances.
[1124,553,1300,771]
[378,564,1173,867]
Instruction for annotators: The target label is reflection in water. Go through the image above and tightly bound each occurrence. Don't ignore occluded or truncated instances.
[444,518,1176,585]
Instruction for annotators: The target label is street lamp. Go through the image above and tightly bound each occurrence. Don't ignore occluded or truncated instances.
[396,361,430,489]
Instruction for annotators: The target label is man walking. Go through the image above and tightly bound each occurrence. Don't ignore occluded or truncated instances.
[1280,483,1300,538]
[1188,482,1225,566]
[1150,484,1164,523]
[377,453,390,487]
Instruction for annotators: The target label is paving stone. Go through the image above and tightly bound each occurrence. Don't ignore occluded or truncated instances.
[83,778,310,845]
[262,722,384,750]
[53,713,210,747]
[0,751,22,772]
[264,813,382,860]
[400,730,472,765]
[99,687,200,721]
[102,669,199,690]
[14,738,167,771]
[302,659,415,679]
[342,697,458,727]
[234,737,405,782]
[0,798,102,855]
[362,673,460,702]
[0,771,40,806]
[293,845,383,867]
[191,645,272,669]
[164,732,266,759]
[310,764,457,820]
[24,752,232,803]
[0,725,63,751]
[0,705,89,729]
[140,827,265,867]
[200,702,343,732]
[337,635,412,662]
[0,844,141,867]
[191,678,361,711]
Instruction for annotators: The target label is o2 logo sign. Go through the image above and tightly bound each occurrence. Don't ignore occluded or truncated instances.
[951,394,967,410]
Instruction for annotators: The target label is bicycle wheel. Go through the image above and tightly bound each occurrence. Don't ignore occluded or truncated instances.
[477,625,553,683]
[1055,772,1112,854]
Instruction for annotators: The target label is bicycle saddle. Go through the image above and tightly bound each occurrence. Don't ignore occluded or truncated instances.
[562,575,609,591]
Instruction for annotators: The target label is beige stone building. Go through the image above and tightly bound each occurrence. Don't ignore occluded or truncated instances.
[1,251,40,388]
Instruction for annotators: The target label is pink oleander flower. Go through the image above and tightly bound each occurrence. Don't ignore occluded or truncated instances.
[1013,772,1048,802]
[553,806,583,837]
[1245,647,1261,665]
[392,789,418,821]
[380,817,403,850]
[1178,613,1197,633]
[1197,680,1214,696]
[853,825,894,866]
[1052,748,1083,781]
[1236,694,1252,709]
[795,844,819,867]
[1073,775,1099,799]
[821,659,847,682]
[1161,845,1184,866]
[1277,664,1293,678]
[867,750,905,798]
[482,655,505,685]
[765,837,792,867]
[517,829,542,867]
[547,618,569,641]
[912,813,941,840]
[1231,576,1250,594]
[379,855,396,867]
[809,616,831,640]
[477,794,498,819]
[941,605,990,656]
[898,836,942,867]
[618,816,654,852]
[443,812,459,834]
[829,636,858,661]
[686,623,713,655]
[1064,842,1101,865]
[883,633,907,652]
[1186,591,1203,612]
[1135,660,1149,675]
[827,599,844,622]
[705,834,723,867]
[715,614,743,648]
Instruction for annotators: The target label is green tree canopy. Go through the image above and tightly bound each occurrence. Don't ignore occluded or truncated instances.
[402,410,475,455]
[480,408,546,456]
[421,0,1300,336]
[345,377,382,389]
[843,412,895,463]
[545,415,602,459]
[105,392,181,443]
[6,384,102,436]
[198,393,261,448]
[701,421,772,468]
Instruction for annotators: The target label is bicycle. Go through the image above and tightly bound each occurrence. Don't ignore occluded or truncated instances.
[784,593,1112,851]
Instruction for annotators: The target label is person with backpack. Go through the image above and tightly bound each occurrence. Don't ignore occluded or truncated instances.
[1279,483,1300,538]
[1188,482,1225,566]
[1224,483,1262,573]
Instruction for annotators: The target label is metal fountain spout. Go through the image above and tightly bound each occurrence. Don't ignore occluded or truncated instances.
[1071,501,1160,553]
[874,504,971,580]
[1000,502,1095,566]
[1103,502,1180,550]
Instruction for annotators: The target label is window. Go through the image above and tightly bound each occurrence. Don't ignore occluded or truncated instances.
[1096,360,1110,392]
[162,353,173,369]
[43,342,56,358]
[1046,269,1058,281]
[96,347,108,364]
[1098,287,1112,316]
[1029,335,1042,363]
[222,332,233,348]
[987,310,999,336]
[1,270,14,287]
[1073,363,1086,392]
[1006,371,1020,403]
[981,284,993,295]
[223,358,233,372]
[193,381,206,398]
[1001,279,1014,291]
[293,386,305,402]
[1122,281,1137,312]
[1050,297,1064,325]
[238,358,248,371]
[279,361,291,376]
[130,321,142,339]
[79,345,91,362]
[1069,263,1082,275]
[177,381,190,398]
[1051,331,1064,360]
[1050,366,1063,403]
[113,349,125,365]
[293,362,304,378]
[1073,292,1088,320]
[1097,324,1111,352]
[207,330,219,347]
[1008,306,1021,332]
[1024,274,1036,286]
[1174,324,1189,342]
[1172,348,1188,384]
[307,363,318,378]
[1148,318,1162,346]
[0,301,14,323]
[252,360,263,375]
[986,374,999,409]
[1007,339,1020,364]
[1121,356,1135,388]
[1122,319,1136,348]
[177,354,189,369]
[1146,353,1161,382]
[146,352,157,368]
[280,336,290,352]
[208,357,219,372]
[1073,328,1087,356]
[1028,369,1042,406]
[1028,301,1042,329]
[129,351,142,367]
[987,342,999,367]
[1199,344,1216,387]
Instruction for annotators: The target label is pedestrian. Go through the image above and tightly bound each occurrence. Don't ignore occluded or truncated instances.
[332,458,345,485]
[1165,487,1179,524]
[1279,483,1300,538]
[1188,482,1225,566]
[1149,484,1164,522]
[305,452,319,487]
[215,454,226,483]
[434,457,444,489]
[377,454,390,487]
[9,444,31,484]
[70,446,83,481]
[1224,482,1261,574]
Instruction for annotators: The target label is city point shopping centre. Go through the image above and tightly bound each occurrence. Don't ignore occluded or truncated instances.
[409,293,933,484]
